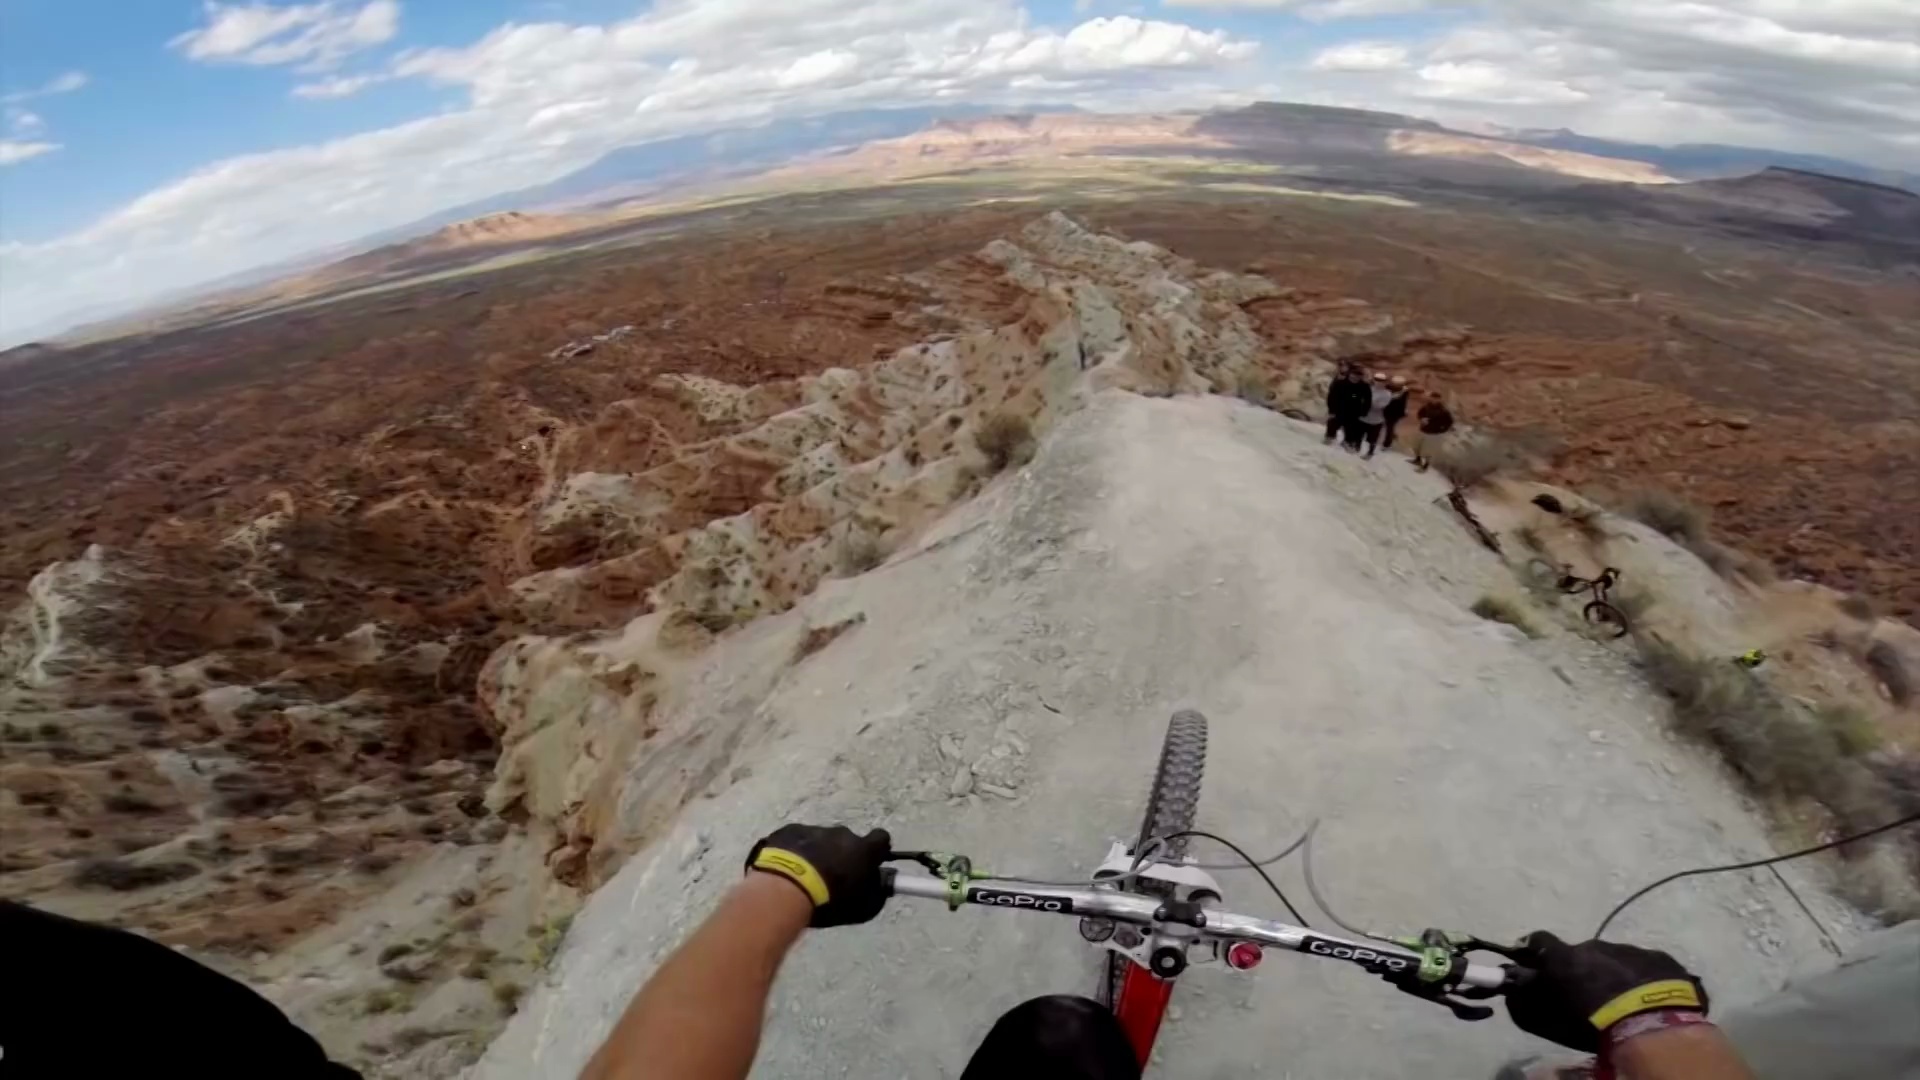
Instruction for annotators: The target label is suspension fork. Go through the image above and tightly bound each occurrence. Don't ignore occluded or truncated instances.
[1114,965,1176,1065]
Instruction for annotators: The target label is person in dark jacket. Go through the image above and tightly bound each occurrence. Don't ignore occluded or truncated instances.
[1410,390,1454,472]
[1323,364,1369,449]
[1381,375,1412,450]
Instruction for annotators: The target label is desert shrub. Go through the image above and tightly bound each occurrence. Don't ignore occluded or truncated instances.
[1470,594,1539,638]
[1432,434,1526,490]
[1567,504,1610,542]
[1815,703,1884,758]
[973,412,1036,474]
[1866,641,1913,706]
[103,791,163,814]
[534,913,575,967]
[1619,489,1709,545]
[491,979,524,1012]
[1633,636,1896,831]
[1839,594,1878,622]
[1233,371,1275,408]
[71,857,199,891]
[834,532,885,577]
[363,988,410,1015]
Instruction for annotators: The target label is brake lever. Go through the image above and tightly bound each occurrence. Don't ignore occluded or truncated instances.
[1390,978,1496,1022]
[885,850,947,874]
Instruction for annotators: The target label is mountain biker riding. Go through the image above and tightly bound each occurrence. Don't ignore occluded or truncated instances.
[0,824,1756,1080]
[579,824,1758,1080]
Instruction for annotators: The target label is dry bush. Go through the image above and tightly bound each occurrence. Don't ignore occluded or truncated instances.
[1633,636,1898,833]
[1814,703,1884,758]
[1471,594,1539,638]
[1619,489,1709,545]
[1432,435,1526,490]
[1233,371,1275,409]
[71,857,199,891]
[1567,504,1611,543]
[1866,641,1913,706]
[1839,594,1878,622]
[973,412,1036,474]
[834,532,885,577]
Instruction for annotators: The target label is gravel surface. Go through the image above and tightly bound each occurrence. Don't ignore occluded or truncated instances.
[474,391,1860,1079]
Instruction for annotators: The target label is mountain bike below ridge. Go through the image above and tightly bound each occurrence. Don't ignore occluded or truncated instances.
[1526,562,1630,639]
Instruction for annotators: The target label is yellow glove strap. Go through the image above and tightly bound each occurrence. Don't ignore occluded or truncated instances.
[751,848,829,906]
[1589,980,1702,1030]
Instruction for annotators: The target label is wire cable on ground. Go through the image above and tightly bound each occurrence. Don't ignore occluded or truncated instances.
[1595,809,1920,939]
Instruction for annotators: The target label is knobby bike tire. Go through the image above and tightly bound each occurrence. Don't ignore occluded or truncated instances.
[1100,709,1208,1008]
[1585,601,1630,639]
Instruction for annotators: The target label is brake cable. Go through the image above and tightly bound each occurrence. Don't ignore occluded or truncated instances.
[1595,808,1920,938]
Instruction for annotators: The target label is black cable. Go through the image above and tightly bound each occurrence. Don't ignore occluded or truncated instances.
[1163,829,1312,928]
[1595,809,1920,939]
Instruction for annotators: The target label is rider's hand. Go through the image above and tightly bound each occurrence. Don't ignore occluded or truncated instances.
[745,824,892,928]
[1505,932,1708,1053]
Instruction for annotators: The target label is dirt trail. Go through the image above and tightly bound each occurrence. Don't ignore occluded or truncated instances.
[474,392,1860,1079]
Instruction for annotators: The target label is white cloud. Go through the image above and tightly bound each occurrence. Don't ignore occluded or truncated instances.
[1162,0,1437,15]
[1,70,90,105]
[171,0,400,71]
[1309,41,1411,71]
[7,108,48,136]
[0,140,60,166]
[4,0,1256,340]
[292,73,385,98]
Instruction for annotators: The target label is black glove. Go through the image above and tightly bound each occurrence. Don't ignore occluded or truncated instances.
[745,824,893,928]
[1505,932,1708,1053]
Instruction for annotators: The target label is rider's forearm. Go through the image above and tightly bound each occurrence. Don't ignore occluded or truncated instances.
[1613,1024,1757,1080]
[581,874,813,1080]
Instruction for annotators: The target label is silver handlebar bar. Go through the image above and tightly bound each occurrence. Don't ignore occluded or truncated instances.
[887,871,1510,991]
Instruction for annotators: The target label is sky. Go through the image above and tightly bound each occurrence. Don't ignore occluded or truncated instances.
[1,0,1915,344]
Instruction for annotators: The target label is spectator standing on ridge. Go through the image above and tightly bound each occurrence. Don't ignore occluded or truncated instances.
[1411,390,1454,472]
[1359,372,1394,459]
[1382,375,1412,451]
[1324,363,1369,450]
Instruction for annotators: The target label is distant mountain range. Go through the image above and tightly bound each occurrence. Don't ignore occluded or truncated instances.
[27,100,1916,348]
[1498,129,1919,193]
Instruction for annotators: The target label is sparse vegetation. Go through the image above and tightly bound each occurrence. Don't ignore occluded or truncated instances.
[71,857,199,891]
[1470,594,1539,638]
[1513,524,1543,552]
[1814,703,1884,758]
[1616,488,1771,581]
[1233,370,1275,409]
[534,912,575,967]
[1567,503,1610,542]
[1866,640,1913,706]
[1839,594,1878,622]
[378,942,416,964]
[834,531,885,577]
[491,979,524,1012]
[1631,636,1898,836]
[973,412,1036,474]
[363,988,410,1016]
[1431,433,1527,490]
[102,791,164,814]
[1619,488,1709,545]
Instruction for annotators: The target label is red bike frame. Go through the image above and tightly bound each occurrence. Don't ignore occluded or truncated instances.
[1113,965,1175,1063]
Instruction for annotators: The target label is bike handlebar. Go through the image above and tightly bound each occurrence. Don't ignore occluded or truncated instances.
[883,869,1515,993]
